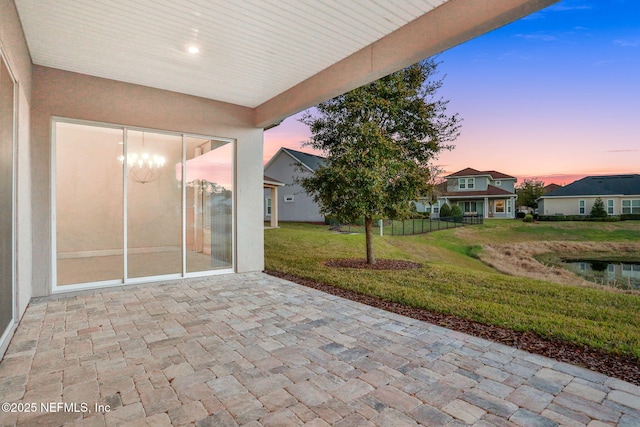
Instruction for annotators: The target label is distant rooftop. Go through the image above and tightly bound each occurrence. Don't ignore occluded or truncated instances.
[543,174,640,197]
[446,167,516,180]
[281,147,326,171]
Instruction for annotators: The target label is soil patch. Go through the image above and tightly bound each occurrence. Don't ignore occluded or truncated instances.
[265,269,640,386]
[478,241,640,292]
[325,259,421,270]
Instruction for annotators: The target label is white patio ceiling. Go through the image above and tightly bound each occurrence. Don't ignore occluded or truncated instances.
[14,0,557,127]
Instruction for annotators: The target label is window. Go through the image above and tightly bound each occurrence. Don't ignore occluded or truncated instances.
[462,201,478,214]
[622,199,640,214]
[265,198,271,216]
[495,181,502,186]
[495,200,505,213]
[458,178,475,190]
[579,200,586,215]
[433,201,440,214]
[284,195,294,203]
[607,199,614,215]
[507,199,512,214]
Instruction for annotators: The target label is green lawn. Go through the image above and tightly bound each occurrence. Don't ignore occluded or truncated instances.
[264,220,640,359]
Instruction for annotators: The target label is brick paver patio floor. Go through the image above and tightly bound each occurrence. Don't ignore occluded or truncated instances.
[1,273,639,426]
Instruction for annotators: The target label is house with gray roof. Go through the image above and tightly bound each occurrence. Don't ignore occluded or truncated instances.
[264,148,326,222]
[434,168,518,218]
[538,174,640,216]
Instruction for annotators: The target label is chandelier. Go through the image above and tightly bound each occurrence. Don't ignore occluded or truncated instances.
[117,133,166,184]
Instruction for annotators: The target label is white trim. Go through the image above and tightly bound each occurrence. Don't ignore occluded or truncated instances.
[51,117,237,292]
[539,194,630,199]
[578,199,586,215]
[0,46,18,356]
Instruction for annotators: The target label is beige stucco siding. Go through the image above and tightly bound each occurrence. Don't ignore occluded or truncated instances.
[540,196,637,216]
[31,66,265,297]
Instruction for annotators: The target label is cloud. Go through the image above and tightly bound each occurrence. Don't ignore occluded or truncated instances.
[591,59,614,67]
[546,4,592,12]
[515,33,557,42]
[613,38,640,47]
[605,149,639,153]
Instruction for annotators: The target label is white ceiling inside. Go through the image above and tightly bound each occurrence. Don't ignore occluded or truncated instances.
[15,0,447,109]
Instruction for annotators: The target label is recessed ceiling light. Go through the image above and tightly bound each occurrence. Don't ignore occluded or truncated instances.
[187,46,200,54]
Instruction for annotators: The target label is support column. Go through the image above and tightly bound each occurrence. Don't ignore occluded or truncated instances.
[484,198,489,219]
[270,186,279,228]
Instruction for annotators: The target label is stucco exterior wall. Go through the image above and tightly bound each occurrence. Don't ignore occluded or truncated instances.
[264,152,324,223]
[540,196,638,216]
[31,66,264,297]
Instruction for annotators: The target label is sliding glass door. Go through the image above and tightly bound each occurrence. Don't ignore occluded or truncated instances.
[55,123,124,285]
[0,54,15,341]
[185,137,233,273]
[54,120,234,289]
[127,131,183,279]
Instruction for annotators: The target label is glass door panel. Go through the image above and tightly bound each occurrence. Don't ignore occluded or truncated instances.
[55,123,125,285]
[126,131,182,278]
[0,56,15,335]
[185,138,233,273]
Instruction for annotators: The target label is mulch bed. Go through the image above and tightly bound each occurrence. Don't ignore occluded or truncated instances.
[264,268,640,386]
[325,259,422,270]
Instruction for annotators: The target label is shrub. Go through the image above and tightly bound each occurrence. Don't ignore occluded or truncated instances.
[516,211,526,219]
[450,205,463,217]
[439,203,452,218]
[523,213,534,222]
[590,197,608,219]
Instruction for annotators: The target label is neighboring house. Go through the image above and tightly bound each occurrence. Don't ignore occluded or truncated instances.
[0,0,556,356]
[264,148,326,223]
[263,175,285,228]
[437,168,518,219]
[544,183,562,194]
[538,174,640,216]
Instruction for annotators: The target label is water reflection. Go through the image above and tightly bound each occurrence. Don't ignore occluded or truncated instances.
[563,260,640,289]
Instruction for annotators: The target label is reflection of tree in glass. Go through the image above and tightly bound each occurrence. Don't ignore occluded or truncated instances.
[590,260,608,272]
[186,180,229,195]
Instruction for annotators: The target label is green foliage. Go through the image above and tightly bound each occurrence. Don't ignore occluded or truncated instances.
[523,213,534,222]
[265,222,640,359]
[450,205,463,217]
[439,203,452,218]
[538,215,621,222]
[299,59,460,263]
[590,197,608,218]
[516,178,546,208]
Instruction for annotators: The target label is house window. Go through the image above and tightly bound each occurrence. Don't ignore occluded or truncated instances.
[507,199,512,214]
[495,181,501,186]
[433,201,440,214]
[579,200,586,215]
[495,200,505,213]
[459,178,474,190]
[622,199,640,214]
[284,195,294,203]
[461,201,478,214]
[607,199,614,215]
[265,198,271,216]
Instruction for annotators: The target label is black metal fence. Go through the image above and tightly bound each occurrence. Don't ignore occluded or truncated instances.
[390,215,483,236]
[327,215,483,236]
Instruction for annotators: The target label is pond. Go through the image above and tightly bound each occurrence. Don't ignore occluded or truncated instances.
[563,260,640,289]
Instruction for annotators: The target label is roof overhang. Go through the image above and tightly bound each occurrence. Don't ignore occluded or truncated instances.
[14,0,557,128]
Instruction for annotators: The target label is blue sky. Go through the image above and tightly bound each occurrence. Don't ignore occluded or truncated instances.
[264,0,640,184]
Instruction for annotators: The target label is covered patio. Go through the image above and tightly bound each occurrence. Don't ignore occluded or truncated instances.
[1,274,639,426]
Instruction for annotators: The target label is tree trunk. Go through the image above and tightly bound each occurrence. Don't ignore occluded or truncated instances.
[365,216,376,265]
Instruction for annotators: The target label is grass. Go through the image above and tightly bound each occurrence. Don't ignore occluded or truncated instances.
[264,220,640,359]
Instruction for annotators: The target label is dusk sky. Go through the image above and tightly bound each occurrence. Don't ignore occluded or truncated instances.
[264,0,640,185]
